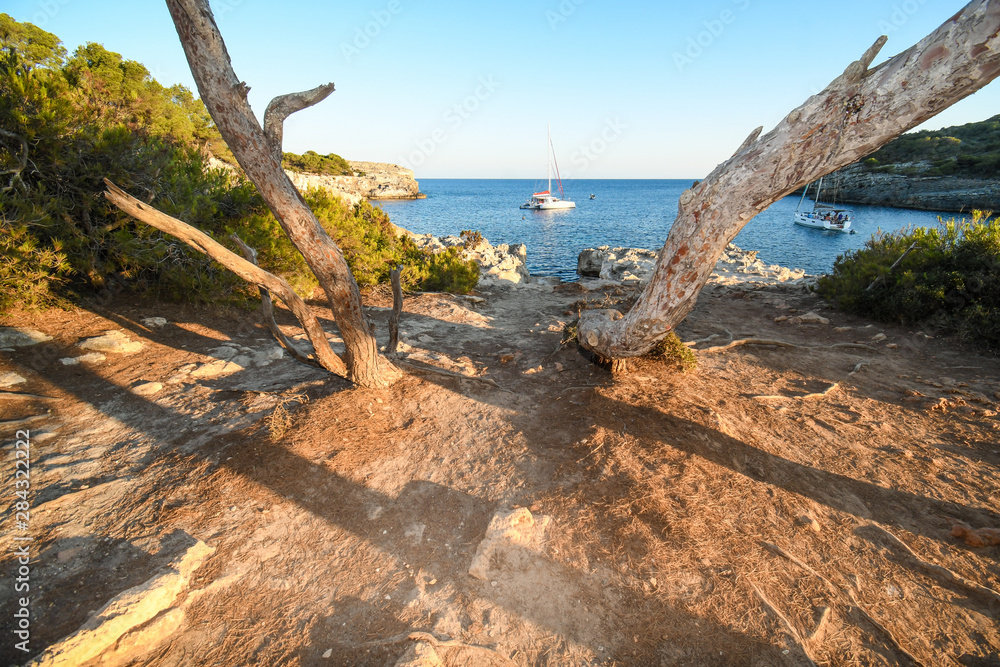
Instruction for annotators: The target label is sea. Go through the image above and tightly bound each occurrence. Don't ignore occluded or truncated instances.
[375,179,959,281]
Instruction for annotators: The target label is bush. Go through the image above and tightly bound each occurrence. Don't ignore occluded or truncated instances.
[649,332,697,372]
[0,15,477,313]
[282,151,352,176]
[818,211,1000,349]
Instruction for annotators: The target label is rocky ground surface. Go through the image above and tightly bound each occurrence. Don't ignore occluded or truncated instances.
[2,255,999,666]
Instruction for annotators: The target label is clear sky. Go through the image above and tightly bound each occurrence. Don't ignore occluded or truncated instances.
[7,0,999,178]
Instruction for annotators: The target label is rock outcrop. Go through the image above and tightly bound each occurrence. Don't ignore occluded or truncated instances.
[578,244,809,286]
[208,157,422,206]
[821,163,1000,213]
[403,231,531,286]
[285,161,422,206]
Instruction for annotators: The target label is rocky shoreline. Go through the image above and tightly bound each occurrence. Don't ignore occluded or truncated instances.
[286,160,423,206]
[402,228,811,289]
[820,163,1000,213]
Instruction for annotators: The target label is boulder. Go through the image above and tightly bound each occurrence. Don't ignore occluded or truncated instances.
[577,248,605,277]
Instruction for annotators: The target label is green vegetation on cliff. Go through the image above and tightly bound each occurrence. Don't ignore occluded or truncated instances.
[819,211,1000,350]
[861,115,1000,178]
[0,15,475,312]
[282,151,355,176]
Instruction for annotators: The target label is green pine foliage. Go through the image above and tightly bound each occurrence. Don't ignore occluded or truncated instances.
[818,211,1000,349]
[282,151,353,176]
[861,115,1000,178]
[0,15,477,312]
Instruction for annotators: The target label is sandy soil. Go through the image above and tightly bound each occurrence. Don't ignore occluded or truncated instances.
[1,277,999,666]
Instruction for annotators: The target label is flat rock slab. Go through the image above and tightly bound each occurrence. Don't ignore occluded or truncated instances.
[0,372,27,388]
[0,327,52,348]
[469,507,552,581]
[78,331,144,355]
[30,539,214,667]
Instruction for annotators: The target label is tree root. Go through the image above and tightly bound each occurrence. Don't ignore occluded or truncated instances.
[395,359,512,393]
[355,630,517,666]
[868,524,1000,610]
[761,541,925,667]
[751,582,819,667]
[0,392,56,401]
[754,382,839,401]
[699,338,876,354]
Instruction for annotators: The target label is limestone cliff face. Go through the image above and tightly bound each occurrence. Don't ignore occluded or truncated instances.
[285,161,422,206]
[825,163,1000,213]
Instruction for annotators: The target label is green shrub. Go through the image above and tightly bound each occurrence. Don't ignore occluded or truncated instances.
[0,15,477,313]
[282,150,352,176]
[649,332,697,372]
[818,211,1000,349]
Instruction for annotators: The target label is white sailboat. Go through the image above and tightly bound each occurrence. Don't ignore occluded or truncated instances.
[794,176,854,232]
[520,125,575,210]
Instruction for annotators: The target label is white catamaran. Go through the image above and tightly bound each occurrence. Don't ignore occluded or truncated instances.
[520,125,575,210]
[794,176,854,233]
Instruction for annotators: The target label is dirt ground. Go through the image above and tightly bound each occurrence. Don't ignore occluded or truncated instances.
[1,276,999,666]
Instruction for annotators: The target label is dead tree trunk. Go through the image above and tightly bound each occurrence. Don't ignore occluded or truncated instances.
[103,180,349,377]
[579,0,1000,360]
[164,0,399,388]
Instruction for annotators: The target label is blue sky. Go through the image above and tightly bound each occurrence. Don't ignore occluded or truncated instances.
[7,0,999,178]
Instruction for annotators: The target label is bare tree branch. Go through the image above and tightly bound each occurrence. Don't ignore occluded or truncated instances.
[103,179,348,377]
[263,83,336,162]
[579,0,1000,360]
[165,0,400,388]
[229,234,327,369]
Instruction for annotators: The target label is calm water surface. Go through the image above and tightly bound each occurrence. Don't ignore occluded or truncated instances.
[376,179,955,280]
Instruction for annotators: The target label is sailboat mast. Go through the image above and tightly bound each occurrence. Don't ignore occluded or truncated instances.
[814,176,824,212]
[547,124,552,194]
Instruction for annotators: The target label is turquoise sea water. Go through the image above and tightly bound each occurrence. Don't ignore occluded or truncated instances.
[375,179,956,280]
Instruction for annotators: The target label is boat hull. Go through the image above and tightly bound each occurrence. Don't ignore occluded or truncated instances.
[794,212,852,232]
[520,197,576,210]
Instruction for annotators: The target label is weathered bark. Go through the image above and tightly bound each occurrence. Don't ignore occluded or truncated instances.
[580,0,1000,360]
[103,180,348,377]
[164,0,400,388]
[263,83,336,164]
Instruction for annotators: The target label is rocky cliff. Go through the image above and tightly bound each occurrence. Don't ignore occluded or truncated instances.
[285,160,422,206]
[823,163,1000,213]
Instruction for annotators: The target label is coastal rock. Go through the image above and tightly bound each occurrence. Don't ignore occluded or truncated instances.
[404,231,531,286]
[576,244,808,286]
[209,157,422,205]
[285,161,421,206]
[821,162,1000,213]
[577,249,605,277]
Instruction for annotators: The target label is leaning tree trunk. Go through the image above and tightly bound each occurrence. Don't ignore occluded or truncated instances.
[165,0,400,388]
[579,0,1000,361]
